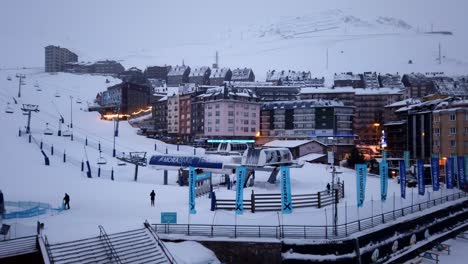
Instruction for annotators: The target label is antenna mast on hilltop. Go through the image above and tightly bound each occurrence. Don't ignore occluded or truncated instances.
[438,43,442,65]
[212,51,219,69]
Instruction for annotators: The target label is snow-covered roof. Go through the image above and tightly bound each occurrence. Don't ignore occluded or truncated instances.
[384,120,406,126]
[189,66,210,77]
[198,86,258,99]
[300,86,403,95]
[210,68,230,78]
[168,65,189,76]
[266,70,312,82]
[385,98,421,108]
[262,99,345,110]
[379,73,403,88]
[297,153,326,162]
[264,140,314,148]
[231,68,253,80]
[334,72,361,81]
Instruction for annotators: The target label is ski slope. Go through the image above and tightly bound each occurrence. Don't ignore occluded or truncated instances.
[0,69,462,247]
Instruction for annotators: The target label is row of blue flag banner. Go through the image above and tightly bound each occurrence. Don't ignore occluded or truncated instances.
[356,151,468,207]
[188,166,293,215]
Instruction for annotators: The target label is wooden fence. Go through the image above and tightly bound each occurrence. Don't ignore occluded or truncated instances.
[216,182,344,213]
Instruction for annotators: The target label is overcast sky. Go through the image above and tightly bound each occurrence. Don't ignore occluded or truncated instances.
[1,0,467,70]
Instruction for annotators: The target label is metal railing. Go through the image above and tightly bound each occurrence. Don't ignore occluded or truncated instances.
[98,225,122,264]
[144,221,177,264]
[153,191,467,240]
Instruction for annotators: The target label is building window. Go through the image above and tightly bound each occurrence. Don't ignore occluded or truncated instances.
[449,113,456,121]
[450,140,456,148]
[208,127,212,132]
[215,126,220,132]
[251,112,256,117]
[251,120,256,125]
[434,128,440,135]
[207,105,212,109]
[244,120,249,125]
[215,111,220,116]
[215,104,220,109]
[450,127,457,134]
[228,119,234,124]
[228,111,234,116]
[216,119,220,124]
[208,112,212,117]
[244,127,248,132]
[465,127,468,134]
[244,112,249,117]
[228,104,234,108]
[434,140,439,147]
[251,128,256,132]
[228,127,234,132]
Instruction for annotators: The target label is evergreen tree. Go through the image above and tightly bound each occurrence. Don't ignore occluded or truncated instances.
[347,147,365,168]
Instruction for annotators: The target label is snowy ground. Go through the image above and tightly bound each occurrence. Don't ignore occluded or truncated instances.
[1,69,465,249]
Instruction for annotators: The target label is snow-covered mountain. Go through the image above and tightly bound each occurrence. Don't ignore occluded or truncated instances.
[1,0,467,81]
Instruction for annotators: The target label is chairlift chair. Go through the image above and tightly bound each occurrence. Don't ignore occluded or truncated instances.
[97,151,107,165]
[62,125,72,137]
[44,123,53,135]
[76,98,82,104]
[36,85,42,91]
[5,103,14,114]
[54,91,61,98]
[7,76,12,81]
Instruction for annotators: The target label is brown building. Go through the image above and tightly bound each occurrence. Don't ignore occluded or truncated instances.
[150,95,168,136]
[432,100,468,158]
[179,92,193,141]
[100,82,151,115]
[145,65,172,81]
[402,73,435,99]
[94,60,125,75]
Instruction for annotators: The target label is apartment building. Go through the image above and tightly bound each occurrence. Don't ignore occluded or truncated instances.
[45,45,78,72]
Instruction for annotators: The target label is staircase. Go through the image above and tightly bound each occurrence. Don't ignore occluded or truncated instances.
[0,235,38,259]
[44,226,173,264]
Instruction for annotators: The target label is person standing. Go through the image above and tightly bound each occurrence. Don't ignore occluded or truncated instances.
[150,190,155,207]
[63,193,70,210]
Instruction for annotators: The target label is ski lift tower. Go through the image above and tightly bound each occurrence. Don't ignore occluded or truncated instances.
[21,104,39,134]
[15,74,26,98]
[117,152,147,181]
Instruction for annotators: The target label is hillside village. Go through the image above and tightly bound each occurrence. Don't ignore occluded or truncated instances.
[44,45,468,164]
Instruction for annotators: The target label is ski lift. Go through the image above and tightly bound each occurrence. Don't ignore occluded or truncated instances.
[7,76,11,81]
[35,83,42,91]
[54,91,61,98]
[76,98,82,104]
[62,125,72,137]
[44,123,53,135]
[5,103,14,114]
[97,151,107,165]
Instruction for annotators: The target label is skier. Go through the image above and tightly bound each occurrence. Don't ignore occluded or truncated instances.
[326,183,331,194]
[63,193,70,210]
[150,190,155,207]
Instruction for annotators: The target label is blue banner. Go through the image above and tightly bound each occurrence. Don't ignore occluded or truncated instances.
[417,160,425,195]
[458,156,465,187]
[404,151,410,169]
[235,166,246,215]
[379,161,388,201]
[280,166,293,214]
[446,157,454,189]
[188,167,197,214]
[399,160,406,199]
[382,151,387,162]
[431,158,440,191]
[356,164,367,208]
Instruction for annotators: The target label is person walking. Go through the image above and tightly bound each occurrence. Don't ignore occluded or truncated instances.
[63,193,70,210]
[150,190,155,207]
[326,183,331,194]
